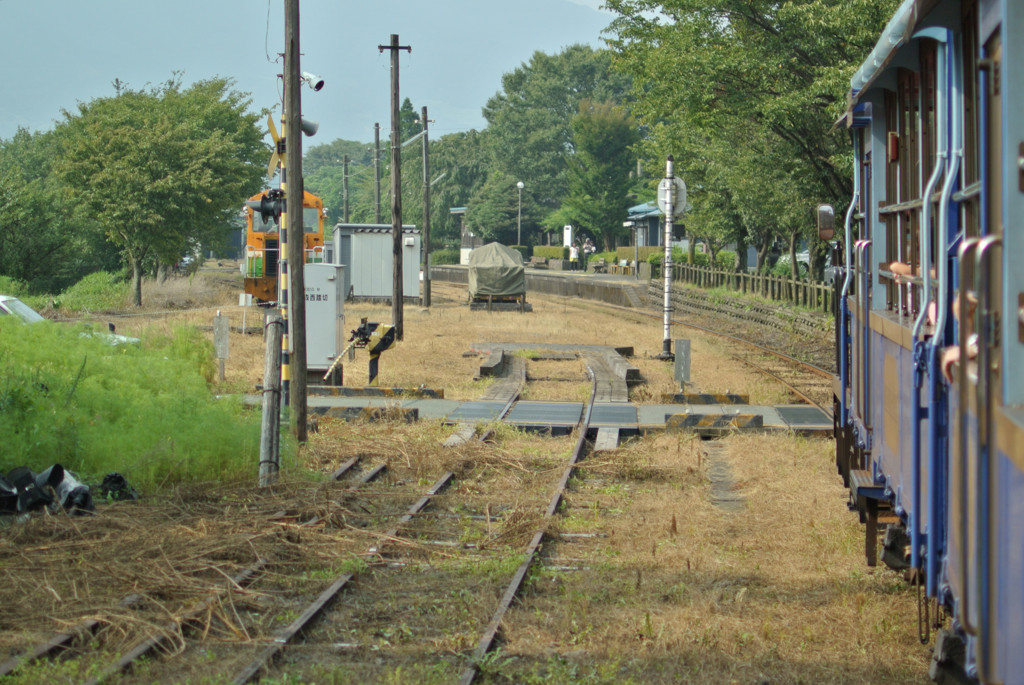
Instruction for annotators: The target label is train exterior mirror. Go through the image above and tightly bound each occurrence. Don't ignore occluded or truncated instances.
[817,204,835,241]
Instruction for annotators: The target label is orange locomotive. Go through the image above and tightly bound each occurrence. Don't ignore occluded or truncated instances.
[242,189,327,303]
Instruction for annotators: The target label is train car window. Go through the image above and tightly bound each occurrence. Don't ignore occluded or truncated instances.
[303,207,321,234]
[252,212,275,233]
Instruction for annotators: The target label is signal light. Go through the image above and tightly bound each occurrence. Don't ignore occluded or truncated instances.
[245,189,284,225]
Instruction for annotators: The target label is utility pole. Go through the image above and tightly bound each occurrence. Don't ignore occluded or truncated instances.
[373,123,382,224]
[284,0,308,441]
[378,34,411,340]
[421,106,431,307]
[343,154,350,222]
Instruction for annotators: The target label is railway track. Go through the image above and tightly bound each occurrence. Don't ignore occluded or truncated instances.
[555,293,835,419]
[2,371,600,684]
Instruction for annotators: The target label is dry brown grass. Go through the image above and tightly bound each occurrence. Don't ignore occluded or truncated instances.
[498,433,929,684]
[0,265,928,683]
[124,266,794,405]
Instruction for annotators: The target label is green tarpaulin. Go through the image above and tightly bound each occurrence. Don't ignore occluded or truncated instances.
[468,242,525,298]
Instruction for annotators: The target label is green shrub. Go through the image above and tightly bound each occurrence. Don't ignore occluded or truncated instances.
[771,255,808,278]
[618,246,663,263]
[533,245,568,260]
[52,271,132,312]
[647,247,684,264]
[430,248,460,266]
[716,250,737,270]
[0,276,28,296]
[0,318,261,492]
[509,245,529,262]
[591,251,617,264]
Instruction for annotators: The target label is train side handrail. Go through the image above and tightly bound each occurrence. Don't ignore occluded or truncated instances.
[855,240,872,431]
[974,235,1001,684]
[954,237,981,639]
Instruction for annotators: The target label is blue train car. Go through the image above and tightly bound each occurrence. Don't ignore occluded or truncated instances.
[829,0,1024,682]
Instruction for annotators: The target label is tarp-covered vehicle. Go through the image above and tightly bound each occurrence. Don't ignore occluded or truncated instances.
[467,242,530,312]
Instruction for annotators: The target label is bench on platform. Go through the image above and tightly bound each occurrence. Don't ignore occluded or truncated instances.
[591,258,607,274]
[609,260,634,275]
[527,256,547,269]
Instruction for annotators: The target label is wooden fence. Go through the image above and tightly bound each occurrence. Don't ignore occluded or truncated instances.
[652,263,835,313]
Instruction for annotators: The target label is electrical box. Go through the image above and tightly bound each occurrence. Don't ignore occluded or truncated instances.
[332,224,419,300]
[303,263,345,372]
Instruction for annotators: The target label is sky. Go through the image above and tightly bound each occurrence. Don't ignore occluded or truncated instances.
[0,0,616,145]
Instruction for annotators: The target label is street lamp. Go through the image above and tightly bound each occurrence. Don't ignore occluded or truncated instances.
[516,181,525,246]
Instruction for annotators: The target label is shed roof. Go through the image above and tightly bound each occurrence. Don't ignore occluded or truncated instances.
[627,202,661,220]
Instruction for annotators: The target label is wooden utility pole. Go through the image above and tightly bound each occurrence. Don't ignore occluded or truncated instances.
[373,123,382,224]
[343,154,350,222]
[284,0,308,441]
[378,34,411,339]
[421,106,431,307]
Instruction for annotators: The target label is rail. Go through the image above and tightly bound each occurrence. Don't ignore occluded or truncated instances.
[458,368,598,684]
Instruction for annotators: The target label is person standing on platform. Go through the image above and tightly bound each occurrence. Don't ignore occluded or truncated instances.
[569,242,580,271]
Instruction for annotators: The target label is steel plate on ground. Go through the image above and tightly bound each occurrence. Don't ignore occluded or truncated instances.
[775,406,831,428]
[446,401,509,423]
[505,401,583,429]
[590,403,638,427]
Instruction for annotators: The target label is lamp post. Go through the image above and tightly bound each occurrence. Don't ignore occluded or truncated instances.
[516,181,524,246]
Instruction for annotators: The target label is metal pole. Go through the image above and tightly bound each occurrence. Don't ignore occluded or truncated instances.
[421,106,431,307]
[517,185,522,245]
[661,156,675,358]
[284,0,308,441]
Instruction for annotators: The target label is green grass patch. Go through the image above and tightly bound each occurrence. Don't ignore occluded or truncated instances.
[35,271,133,312]
[0,317,260,491]
[0,275,29,297]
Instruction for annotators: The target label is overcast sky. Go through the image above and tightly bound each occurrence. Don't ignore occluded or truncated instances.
[1,0,615,145]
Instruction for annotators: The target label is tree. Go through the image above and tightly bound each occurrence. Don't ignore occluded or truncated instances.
[483,45,632,213]
[562,100,639,250]
[465,170,541,245]
[0,128,118,293]
[607,0,900,254]
[304,137,375,223]
[426,130,491,246]
[56,77,266,305]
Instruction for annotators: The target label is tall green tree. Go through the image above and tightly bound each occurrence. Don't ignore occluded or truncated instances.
[483,45,632,212]
[426,130,491,246]
[607,0,899,253]
[562,100,639,250]
[464,170,542,245]
[56,77,266,305]
[0,128,118,293]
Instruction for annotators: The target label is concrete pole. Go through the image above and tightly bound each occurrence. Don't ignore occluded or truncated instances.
[661,155,675,359]
[373,123,382,224]
[421,106,431,307]
[259,312,283,487]
[343,154,350,223]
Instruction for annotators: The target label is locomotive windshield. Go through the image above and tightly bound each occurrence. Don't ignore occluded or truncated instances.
[250,205,321,233]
